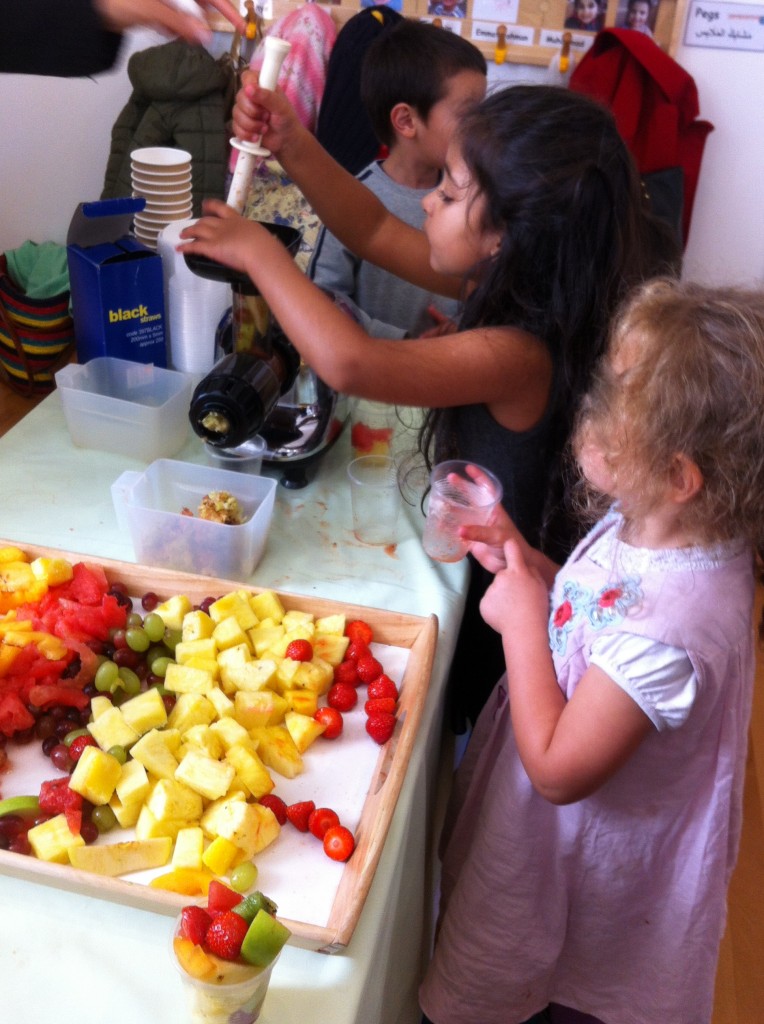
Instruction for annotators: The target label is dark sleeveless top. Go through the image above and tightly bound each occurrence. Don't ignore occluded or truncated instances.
[438,400,559,730]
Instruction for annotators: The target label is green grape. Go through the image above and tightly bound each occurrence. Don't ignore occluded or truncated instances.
[150,655,173,678]
[126,611,144,629]
[143,612,166,644]
[163,628,182,653]
[95,659,119,692]
[107,745,128,764]
[229,860,258,893]
[91,804,118,833]
[118,667,141,695]
[63,727,90,747]
[125,626,150,653]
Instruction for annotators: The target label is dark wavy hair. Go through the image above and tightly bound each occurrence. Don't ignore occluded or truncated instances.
[418,84,680,558]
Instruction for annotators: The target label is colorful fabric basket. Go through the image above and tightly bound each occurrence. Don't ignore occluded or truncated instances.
[0,254,74,396]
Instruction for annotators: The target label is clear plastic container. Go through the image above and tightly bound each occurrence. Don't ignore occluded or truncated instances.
[56,357,192,460]
[111,459,277,579]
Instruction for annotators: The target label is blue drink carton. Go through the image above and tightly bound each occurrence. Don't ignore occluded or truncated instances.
[67,198,167,366]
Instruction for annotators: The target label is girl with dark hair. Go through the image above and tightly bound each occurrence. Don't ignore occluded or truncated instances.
[178,83,678,722]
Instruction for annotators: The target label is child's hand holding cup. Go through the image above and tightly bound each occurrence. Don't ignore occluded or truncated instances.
[422,460,503,563]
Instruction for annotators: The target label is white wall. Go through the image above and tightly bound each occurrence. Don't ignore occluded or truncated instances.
[1,12,763,286]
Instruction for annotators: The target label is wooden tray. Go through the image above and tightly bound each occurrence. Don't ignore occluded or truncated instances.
[0,542,438,953]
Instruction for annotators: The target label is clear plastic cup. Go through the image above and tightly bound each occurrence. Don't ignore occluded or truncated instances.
[422,460,503,562]
[350,399,396,459]
[348,455,400,546]
[170,917,280,1024]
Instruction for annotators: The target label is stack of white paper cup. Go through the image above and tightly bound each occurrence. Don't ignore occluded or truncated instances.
[157,219,230,376]
[131,147,193,250]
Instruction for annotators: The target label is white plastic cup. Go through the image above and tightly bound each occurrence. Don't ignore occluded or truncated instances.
[348,455,400,546]
[170,916,279,1024]
[422,460,503,563]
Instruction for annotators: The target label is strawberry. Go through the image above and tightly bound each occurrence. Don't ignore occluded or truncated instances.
[314,706,343,739]
[207,879,243,914]
[344,639,370,663]
[323,825,355,862]
[68,734,97,762]
[204,909,249,960]
[345,619,373,646]
[285,639,313,662]
[365,711,396,745]
[327,682,357,712]
[333,660,359,688]
[308,806,340,840]
[364,696,396,716]
[180,905,212,946]
[367,674,399,702]
[259,794,288,825]
[286,799,316,832]
[356,654,383,685]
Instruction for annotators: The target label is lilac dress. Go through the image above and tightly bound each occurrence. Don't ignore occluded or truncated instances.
[420,512,755,1024]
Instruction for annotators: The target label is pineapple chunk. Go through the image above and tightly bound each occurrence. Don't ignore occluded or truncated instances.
[120,687,168,735]
[181,609,215,642]
[0,560,35,591]
[30,556,74,586]
[172,826,205,869]
[68,837,172,876]
[285,710,328,753]
[28,814,85,863]
[312,633,350,666]
[248,623,285,658]
[69,746,122,804]
[179,724,224,760]
[224,659,278,693]
[167,692,217,733]
[87,705,140,751]
[233,690,287,729]
[130,729,180,780]
[249,590,285,623]
[180,656,220,680]
[201,797,280,858]
[0,546,28,563]
[134,804,188,842]
[201,835,240,874]
[206,686,234,719]
[155,594,193,631]
[175,749,235,801]
[89,695,113,720]
[293,657,334,695]
[212,615,251,652]
[209,717,251,751]
[209,591,258,630]
[282,609,315,630]
[283,689,319,717]
[114,758,150,805]
[315,613,345,635]
[164,662,215,695]
[224,743,274,799]
[108,792,142,828]
[274,657,301,691]
[251,724,304,778]
[269,627,314,658]
[175,638,218,664]
[147,777,204,822]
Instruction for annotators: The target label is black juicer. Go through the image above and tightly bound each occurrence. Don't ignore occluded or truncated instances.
[185,223,348,489]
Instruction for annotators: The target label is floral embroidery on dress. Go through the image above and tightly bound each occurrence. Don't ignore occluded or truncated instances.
[549,580,590,655]
[587,576,642,629]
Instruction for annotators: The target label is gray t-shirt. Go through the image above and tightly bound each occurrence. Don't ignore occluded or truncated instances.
[308,160,460,338]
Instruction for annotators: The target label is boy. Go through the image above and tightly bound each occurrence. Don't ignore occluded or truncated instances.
[308,19,486,339]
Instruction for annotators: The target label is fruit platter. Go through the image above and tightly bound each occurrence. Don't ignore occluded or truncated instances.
[0,540,437,952]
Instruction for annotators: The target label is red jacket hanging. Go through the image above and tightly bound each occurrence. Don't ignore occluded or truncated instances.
[570,28,713,245]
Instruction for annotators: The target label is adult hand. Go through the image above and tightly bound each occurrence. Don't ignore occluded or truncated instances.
[95,0,246,43]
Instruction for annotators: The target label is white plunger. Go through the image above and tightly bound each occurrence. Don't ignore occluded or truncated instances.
[227,36,292,213]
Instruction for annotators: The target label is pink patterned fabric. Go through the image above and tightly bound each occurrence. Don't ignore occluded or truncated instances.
[229,6,336,174]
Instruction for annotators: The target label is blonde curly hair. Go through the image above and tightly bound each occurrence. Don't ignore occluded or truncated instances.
[574,277,764,550]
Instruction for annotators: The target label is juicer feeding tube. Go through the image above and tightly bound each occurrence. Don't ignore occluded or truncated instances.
[226,36,292,214]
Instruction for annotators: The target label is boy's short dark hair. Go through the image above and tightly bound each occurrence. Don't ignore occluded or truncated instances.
[360,20,487,149]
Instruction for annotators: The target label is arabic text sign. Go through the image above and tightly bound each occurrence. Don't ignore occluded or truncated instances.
[685,0,764,50]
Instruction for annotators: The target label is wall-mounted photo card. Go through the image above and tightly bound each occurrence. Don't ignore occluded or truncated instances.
[615,0,660,36]
[471,0,520,22]
[360,0,404,11]
[564,0,606,31]
[428,0,468,17]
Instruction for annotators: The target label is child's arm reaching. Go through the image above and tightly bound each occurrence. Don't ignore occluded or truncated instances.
[231,76,462,299]
[481,540,653,804]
